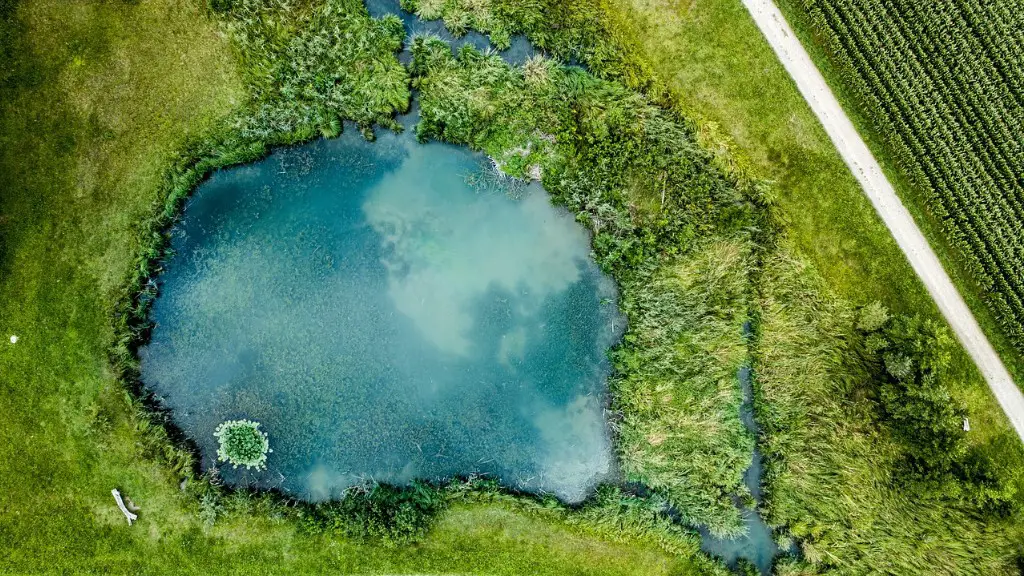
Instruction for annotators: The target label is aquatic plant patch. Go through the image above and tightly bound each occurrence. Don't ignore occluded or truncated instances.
[214,419,271,470]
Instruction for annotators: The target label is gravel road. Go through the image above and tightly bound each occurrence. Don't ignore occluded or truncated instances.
[741,0,1024,441]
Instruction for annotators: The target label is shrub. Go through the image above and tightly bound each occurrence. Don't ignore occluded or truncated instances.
[300,482,446,545]
[855,301,889,333]
[871,316,968,480]
[214,419,271,470]
[198,492,224,527]
[857,313,1020,511]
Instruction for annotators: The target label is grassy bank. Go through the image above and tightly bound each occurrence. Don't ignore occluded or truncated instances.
[0,0,725,573]
[597,0,1024,386]
[5,0,1023,573]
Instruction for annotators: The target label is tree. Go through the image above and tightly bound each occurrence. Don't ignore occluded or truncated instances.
[876,316,967,481]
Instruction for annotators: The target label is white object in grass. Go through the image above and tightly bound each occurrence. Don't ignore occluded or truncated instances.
[9,335,17,344]
[112,489,138,525]
[964,418,971,432]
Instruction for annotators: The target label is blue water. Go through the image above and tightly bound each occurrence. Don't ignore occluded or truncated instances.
[140,126,623,503]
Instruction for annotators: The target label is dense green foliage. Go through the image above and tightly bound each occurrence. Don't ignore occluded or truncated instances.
[800,0,1024,354]
[857,311,1021,511]
[411,38,752,275]
[412,37,760,536]
[866,316,968,480]
[219,0,410,138]
[214,419,271,470]
[299,482,447,543]
[754,248,1024,574]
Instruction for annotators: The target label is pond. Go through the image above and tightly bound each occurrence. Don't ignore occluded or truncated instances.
[141,4,790,570]
[140,125,624,503]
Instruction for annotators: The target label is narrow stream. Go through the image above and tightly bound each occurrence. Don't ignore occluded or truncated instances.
[697,365,782,574]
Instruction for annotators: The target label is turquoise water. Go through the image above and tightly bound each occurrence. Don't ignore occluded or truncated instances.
[140,127,623,502]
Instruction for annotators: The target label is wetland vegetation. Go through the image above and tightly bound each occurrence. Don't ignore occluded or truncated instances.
[3,0,1024,574]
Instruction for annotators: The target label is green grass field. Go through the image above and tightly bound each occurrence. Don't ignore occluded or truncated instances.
[600,0,1022,446]
[0,0,721,573]
[4,0,1024,573]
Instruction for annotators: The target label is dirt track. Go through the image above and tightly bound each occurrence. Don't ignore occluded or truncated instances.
[741,0,1024,442]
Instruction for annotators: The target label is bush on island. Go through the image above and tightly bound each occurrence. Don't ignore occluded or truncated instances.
[214,419,271,470]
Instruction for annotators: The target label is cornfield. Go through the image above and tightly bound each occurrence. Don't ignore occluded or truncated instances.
[802,0,1024,350]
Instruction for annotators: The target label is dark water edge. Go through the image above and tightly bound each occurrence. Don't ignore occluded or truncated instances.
[696,365,794,574]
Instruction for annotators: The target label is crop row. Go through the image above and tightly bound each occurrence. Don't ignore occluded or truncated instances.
[803,0,1024,349]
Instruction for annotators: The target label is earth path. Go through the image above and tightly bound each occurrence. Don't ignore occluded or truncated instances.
[740,0,1024,442]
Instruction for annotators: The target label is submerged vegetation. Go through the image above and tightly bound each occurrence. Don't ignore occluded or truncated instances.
[3,0,1024,574]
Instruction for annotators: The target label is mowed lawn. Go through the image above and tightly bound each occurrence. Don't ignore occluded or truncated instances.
[0,1,707,573]
[602,0,1024,441]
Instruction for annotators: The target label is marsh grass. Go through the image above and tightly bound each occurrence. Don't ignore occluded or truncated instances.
[754,245,1024,574]
[612,237,755,536]
[219,0,411,138]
